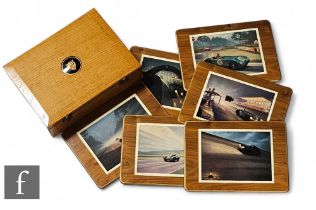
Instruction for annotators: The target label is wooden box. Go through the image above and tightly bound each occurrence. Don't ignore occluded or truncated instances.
[121,115,184,186]
[176,20,281,90]
[3,9,142,136]
[130,46,186,116]
[185,121,288,192]
[179,62,292,123]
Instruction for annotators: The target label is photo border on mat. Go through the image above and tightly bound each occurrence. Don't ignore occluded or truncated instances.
[189,28,267,75]
[193,72,278,121]
[134,122,185,177]
[198,128,275,183]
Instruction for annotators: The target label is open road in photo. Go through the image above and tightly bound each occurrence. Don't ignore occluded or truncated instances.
[137,156,184,174]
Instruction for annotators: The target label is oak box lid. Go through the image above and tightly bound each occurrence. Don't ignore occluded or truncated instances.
[3,9,140,133]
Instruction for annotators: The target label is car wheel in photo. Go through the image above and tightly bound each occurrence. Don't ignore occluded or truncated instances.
[229,61,238,70]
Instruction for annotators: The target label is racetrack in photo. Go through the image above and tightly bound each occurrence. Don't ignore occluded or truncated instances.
[200,131,272,182]
[136,124,184,176]
[196,74,276,121]
[191,28,265,74]
[137,151,184,175]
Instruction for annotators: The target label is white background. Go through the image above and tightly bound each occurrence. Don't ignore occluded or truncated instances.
[0,0,315,209]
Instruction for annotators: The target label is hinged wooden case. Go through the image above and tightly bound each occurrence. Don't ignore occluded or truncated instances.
[3,9,141,136]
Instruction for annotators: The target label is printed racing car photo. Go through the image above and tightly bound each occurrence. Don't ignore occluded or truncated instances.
[236,109,263,121]
[163,154,180,162]
[204,55,250,70]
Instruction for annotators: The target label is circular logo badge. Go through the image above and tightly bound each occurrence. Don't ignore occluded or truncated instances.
[61,56,81,74]
[216,59,223,66]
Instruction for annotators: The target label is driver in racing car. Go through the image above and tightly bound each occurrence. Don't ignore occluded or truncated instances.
[215,53,222,59]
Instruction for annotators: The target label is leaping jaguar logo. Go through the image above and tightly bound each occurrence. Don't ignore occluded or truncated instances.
[65,60,77,71]
[61,56,81,74]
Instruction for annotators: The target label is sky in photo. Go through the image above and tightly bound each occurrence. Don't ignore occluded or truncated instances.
[203,130,271,152]
[137,124,184,153]
[206,74,275,101]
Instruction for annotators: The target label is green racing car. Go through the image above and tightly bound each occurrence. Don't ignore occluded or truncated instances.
[204,55,250,70]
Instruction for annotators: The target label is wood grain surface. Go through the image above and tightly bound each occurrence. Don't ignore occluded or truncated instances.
[121,115,184,186]
[176,20,281,90]
[179,62,292,123]
[130,46,184,117]
[3,8,141,136]
[62,82,168,188]
[185,121,288,192]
